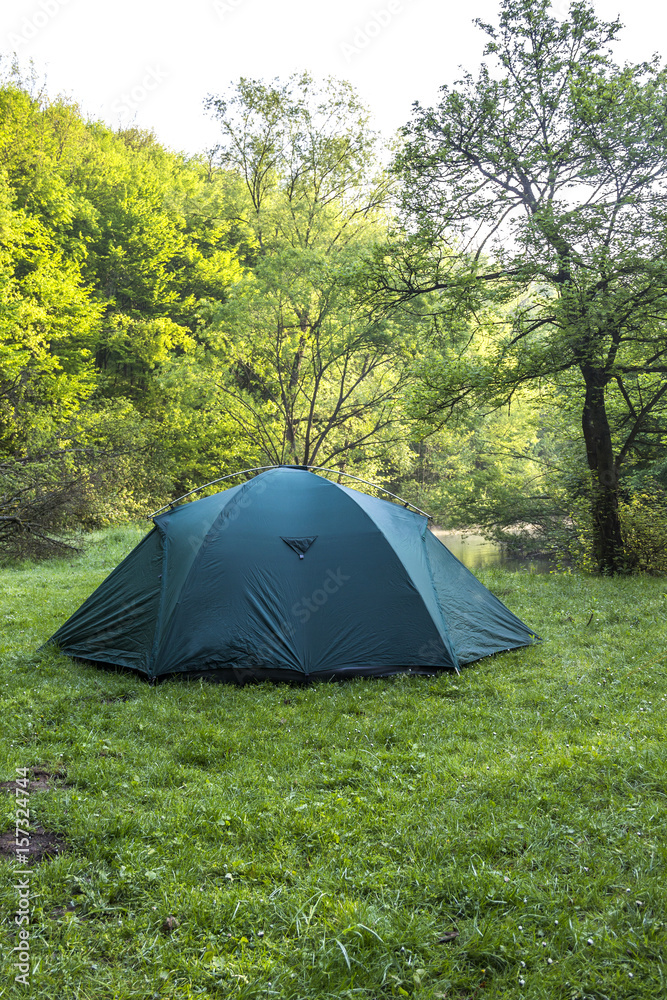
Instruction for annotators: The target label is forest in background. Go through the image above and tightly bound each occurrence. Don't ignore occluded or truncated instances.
[1,0,667,573]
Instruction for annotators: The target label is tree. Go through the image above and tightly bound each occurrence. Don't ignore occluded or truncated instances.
[0,80,251,519]
[194,74,416,474]
[0,171,100,454]
[380,0,667,573]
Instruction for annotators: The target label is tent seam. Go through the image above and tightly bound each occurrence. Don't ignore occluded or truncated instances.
[151,475,270,673]
[422,533,461,673]
[331,481,459,670]
[147,523,169,679]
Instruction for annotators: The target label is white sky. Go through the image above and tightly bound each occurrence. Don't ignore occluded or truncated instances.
[1,0,665,156]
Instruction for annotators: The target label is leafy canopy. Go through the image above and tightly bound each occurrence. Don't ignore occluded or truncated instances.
[385,0,667,572]
[192,74,417,474]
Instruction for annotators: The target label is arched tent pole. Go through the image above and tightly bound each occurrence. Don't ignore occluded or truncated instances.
[148,465,432,521]
[147,466,282,519]
[302,465,432,519]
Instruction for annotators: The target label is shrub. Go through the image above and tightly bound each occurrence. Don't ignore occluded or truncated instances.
[619,486,667,574]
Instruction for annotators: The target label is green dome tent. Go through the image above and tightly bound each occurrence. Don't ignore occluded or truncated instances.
[47,466,539,681]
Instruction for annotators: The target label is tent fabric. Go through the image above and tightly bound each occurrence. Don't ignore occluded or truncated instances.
[47,466,539,681]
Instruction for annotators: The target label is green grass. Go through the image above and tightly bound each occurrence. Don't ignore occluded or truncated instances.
[0,525,666,999]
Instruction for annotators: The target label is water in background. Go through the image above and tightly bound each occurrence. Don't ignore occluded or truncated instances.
[432,529,551,573]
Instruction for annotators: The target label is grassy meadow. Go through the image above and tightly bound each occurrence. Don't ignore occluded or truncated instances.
[0,526,666,999]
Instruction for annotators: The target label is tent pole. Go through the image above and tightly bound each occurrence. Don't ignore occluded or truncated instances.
[148,464,432,520]
[147,467,283,518]
[301,465,432,518]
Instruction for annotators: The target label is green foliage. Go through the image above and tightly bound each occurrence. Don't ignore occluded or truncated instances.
[384,0,667,574]
[2,58,662,576]
[0,399,175,560]
[0,458,90,561]
[200,74,415,476]
[1,531,666,997]
[0,80,252,550]
[619,489,667,574]
[0,166,100,452]
[0,72,427,547]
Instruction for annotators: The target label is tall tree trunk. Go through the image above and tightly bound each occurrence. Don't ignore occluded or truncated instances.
[581,367,624,574]
[283,322,307,463]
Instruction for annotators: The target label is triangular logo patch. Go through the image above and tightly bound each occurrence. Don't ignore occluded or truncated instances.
[281,536,317,558]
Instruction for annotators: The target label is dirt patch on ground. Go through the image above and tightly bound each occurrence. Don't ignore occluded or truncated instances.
[0,826,69,863]
[0,767,71,862]
[0,766,69,793]
[30,767,69,791]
